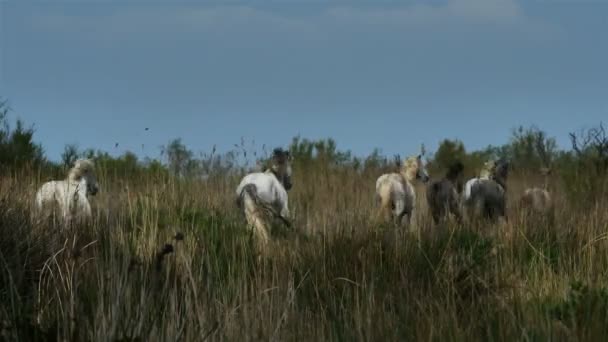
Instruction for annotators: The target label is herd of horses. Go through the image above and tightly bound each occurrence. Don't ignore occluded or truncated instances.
[33,147,553,251]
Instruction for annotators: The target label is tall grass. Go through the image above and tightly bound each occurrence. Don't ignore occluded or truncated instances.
[1,161,607,341]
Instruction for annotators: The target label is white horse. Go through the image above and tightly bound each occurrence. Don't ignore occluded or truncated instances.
[35,158,99,223]
[463,159,509,222]
[236,148,292,250]
[376,154,430,225]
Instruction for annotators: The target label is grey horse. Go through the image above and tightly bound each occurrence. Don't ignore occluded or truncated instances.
[426,161,465,224]
[463,159,510,222]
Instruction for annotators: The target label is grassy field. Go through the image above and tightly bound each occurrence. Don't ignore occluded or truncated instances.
[1,161,608,341]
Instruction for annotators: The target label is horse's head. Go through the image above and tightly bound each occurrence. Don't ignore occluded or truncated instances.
[86,172,100,196]
[445,160,464,192]
[271,148,293,191]
[417,155,430,183]
[490,159,509,189]
[446,160,465,181]
[494,159,510,180]
[71,159,99,196]
[402,155,430,183]
[496,159,511,178]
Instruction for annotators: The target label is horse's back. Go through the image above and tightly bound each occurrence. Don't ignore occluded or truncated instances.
[36,181,58,204]
[428,179,461,221]
[470,180,504,202]
[237,173,269,194]
[467,179,506,220]
[237,172,286,205]
[376,173,407,194]
[463,178,480,201]
[376,173,415,213]
[427,179,457,207]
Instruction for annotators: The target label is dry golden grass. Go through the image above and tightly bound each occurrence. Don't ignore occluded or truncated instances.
[1,163,608,341]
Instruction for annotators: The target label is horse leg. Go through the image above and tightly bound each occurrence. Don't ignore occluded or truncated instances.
[449,195,463,224]
[431,209,441,226]
[394,199,407,226]
[82,200,92,221]
[240,184,270,253]
[60,200,72,226]
[244,206,269,252]
[377,192,394,224]
[375,202,389,224]
[500,200,508,223]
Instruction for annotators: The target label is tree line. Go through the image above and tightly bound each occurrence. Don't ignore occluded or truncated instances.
[1,98,607,202]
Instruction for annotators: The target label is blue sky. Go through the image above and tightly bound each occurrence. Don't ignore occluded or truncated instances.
[1,0,607,161]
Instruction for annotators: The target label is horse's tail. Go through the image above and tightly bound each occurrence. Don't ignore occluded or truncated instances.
[239,184,260,215]
[376,184,393,223]
[34,182,52,213]
[429,181,442,204]
[239,184,270,250]
[35,189,43,210]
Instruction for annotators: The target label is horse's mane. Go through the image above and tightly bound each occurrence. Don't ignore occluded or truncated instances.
[493,160,509,190]
[478,159,509,189]
[68,159,95,181]
[400,155,420,181]
[401,156,416,170]
[479,160,496,179]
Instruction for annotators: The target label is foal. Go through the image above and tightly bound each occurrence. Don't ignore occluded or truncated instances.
[520,167,553,214]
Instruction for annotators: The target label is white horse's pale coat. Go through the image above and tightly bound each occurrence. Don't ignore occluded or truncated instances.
[521,188,552,213]
[376,155,430,225]
[236,149,292,249]
[35,159,99,223]
[236,171,290,220]
[520,167,553,214]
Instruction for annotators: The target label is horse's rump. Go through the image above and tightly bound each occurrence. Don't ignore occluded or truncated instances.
[467,179,506,220]
[427,179,460,223]
[521,188,552,213]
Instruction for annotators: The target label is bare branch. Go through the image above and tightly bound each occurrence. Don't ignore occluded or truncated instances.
[534,130,551,168]
[569,132,582,156]
[570,122,608,173]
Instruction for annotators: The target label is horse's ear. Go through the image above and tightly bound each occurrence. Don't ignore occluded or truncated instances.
[272,148,289,164]
[272,148,280,159]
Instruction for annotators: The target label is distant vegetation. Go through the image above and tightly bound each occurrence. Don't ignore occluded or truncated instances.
[1,97,608,340]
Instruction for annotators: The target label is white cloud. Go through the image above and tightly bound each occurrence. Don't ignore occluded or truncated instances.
[30,5,314,36]
[27,0,560,44]
[323,0,559,37]
[447,0,522,22]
